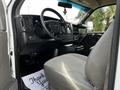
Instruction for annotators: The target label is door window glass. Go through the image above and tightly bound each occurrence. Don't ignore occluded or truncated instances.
[86,5,116,33]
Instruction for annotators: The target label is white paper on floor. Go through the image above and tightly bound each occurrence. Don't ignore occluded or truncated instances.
[22,70,49,90]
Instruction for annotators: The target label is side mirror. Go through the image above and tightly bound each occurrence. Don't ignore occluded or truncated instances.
[75,24,87,34]
[58,2,72,8]
[86,21,93,32]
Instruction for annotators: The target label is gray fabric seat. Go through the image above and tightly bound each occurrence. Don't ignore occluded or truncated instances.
[0,32,18,90]
[45,54,93,90]
[44,21,114,90]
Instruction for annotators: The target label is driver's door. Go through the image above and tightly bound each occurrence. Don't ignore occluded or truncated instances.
[0,0,18,90]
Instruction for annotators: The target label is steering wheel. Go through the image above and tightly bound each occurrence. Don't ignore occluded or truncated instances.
[40,8,71,40]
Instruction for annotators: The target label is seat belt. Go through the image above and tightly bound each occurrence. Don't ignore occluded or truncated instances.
[103,60,110,90]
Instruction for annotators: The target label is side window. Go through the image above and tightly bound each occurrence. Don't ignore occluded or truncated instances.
[86,5,116,33]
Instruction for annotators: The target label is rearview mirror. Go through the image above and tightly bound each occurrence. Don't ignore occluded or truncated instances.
[58,2,72,8]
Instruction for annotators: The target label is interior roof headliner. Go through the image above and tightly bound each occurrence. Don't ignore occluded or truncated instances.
[71,0,116,9]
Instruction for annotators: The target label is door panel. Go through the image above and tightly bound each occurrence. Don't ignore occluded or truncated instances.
[0,0,18,90]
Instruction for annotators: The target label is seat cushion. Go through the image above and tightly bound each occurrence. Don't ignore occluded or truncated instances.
[44,53,93,90]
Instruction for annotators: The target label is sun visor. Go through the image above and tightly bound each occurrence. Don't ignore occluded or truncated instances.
[70,0,115,9]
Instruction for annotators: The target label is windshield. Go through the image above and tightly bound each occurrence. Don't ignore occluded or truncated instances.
[20,0,91,24]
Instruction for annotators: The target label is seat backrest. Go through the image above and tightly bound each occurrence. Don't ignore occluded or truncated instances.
[85,21,114,90]
[0,32,18,90]
[0,32,13,89]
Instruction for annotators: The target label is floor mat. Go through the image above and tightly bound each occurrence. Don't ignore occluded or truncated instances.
[22,70,49,90]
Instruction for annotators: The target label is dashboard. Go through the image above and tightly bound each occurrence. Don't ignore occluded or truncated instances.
[15,15,77,54]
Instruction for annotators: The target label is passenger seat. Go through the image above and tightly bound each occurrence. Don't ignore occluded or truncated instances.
[44,20,114,90]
